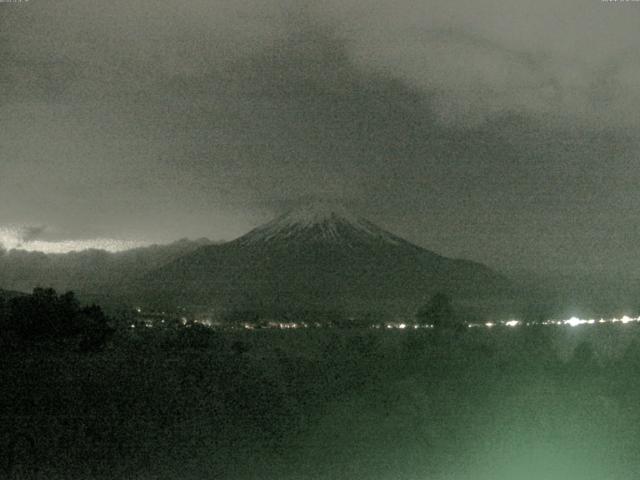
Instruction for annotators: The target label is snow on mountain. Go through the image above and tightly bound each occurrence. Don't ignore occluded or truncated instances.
[236,202,402,245]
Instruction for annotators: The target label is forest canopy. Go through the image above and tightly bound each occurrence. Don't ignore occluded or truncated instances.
[0,288,113,351]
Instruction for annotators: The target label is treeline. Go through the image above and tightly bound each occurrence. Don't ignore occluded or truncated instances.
[0,288,113,352]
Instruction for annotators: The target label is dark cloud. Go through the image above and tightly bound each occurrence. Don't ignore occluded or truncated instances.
[1,0,640,274]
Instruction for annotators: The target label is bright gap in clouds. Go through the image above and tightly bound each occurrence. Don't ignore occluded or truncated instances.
[0,227,148,254]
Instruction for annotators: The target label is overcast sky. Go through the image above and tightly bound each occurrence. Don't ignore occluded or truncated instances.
[1,0,640,274]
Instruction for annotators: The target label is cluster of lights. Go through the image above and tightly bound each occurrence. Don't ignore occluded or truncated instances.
[130,321,154,329]
[542,315,640,327]
[387,323,407,330]
[242,321,322,330]
[466,316,640,329]
[383,323,431,330]
[264,322,307,329]
[378,317,640,330]
[468,321,520,329]
[131,310,640,331]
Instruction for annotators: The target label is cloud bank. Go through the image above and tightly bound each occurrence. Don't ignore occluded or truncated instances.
[1,0,639,273]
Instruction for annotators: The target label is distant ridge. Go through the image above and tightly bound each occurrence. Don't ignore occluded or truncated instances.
[0,238,214,294]
[0,288,27,299]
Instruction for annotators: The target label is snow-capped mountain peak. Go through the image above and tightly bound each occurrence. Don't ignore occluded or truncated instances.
[272,202,360,228]
[236,202,403,246]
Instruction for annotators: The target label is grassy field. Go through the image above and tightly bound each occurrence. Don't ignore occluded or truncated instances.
[2,324,640,479]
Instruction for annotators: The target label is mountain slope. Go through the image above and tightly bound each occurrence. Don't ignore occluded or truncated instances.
[136,203,512,313]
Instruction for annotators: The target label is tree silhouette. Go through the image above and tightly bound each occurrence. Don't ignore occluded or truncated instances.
[77,304,115,352]
[415,293,457,330]
[0,288,113,351]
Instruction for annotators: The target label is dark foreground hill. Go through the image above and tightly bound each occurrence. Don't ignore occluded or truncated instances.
[133,203,513,314]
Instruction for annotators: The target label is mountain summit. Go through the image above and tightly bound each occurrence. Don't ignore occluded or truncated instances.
[237,202,403,246]
[266,202,360,226]
[136,204,513,314]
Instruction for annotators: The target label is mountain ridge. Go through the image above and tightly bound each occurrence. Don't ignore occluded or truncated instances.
[0,238,215,294]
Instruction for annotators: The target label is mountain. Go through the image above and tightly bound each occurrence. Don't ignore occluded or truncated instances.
[134,203,513,315]
[0,238,213,294]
